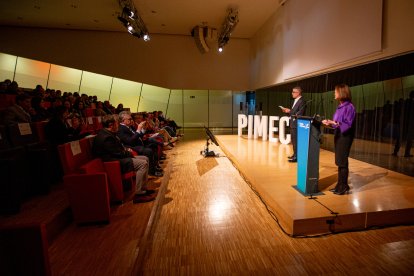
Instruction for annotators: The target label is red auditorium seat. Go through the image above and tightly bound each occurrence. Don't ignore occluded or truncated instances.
[80,158,135,203]
[85,108,94,117]
[57,137,93,175]
[64,172,110,224]
[0,94,16,108]
[7,123,38,147]
[5,123,54,196]
[31,121,48,142]
[59,136,135,203]
[0,223,51,276]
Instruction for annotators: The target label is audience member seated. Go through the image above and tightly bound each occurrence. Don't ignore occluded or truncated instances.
[2,93,32,125]
[47,97,63,117]
[146,112,178,146]
[62,99,75,119]
[5,80,20,94]
[44,106,71,145]
[118,111,163,177]
[0,81,8,94]
[94,101,107,116]
[73,99,87,120]
[44,89,57,103]
[158,110,181,131]
[30,96,51,122]
[67,114,91,141]
[153,111,179,137]
[133,113,172,150]
[116,103,125,114]
[103,100,115,114]
[32,84,45,97]
[92,114,156,203]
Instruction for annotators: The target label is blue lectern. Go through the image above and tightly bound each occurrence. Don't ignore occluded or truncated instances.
[294,116,322,195]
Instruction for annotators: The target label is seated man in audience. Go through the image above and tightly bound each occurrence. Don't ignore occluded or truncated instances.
[93,114,156,203]
[117,111,163,177]
[2,93,32,125]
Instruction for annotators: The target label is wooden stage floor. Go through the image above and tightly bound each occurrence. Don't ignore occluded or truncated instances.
[215,134,414,236]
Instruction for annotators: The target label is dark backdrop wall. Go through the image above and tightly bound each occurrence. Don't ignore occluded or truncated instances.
[255,52,414,176]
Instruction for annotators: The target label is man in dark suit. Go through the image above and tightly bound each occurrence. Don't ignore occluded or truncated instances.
[117,111,163,177]
[92,114,155,203]
[281,86,306,163]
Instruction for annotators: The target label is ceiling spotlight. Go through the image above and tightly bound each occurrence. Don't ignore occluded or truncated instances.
[217,8,239,52]
[118,0,150,42]
[143,34,150,41]
[218,47,223,53]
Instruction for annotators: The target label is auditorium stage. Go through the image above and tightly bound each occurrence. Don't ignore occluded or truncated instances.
[215,134,414,236]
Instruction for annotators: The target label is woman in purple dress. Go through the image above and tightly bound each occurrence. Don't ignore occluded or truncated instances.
[322,84,356,195]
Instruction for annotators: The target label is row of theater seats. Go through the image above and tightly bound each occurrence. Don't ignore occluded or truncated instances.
[0,134,138,275]
[57,136,136,224]
[0,96,126,275]
[0,112,114,216]
[0,122,58,215]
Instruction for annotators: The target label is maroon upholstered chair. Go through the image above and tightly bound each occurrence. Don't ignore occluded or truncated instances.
[80,158,135,203]
[0,223,51,276]
[64,170,110,225]
[57,137,93,175]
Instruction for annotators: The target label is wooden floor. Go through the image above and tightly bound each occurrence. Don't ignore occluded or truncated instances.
[138,129,414,275]
[46,166,172,276]
[2,128,414,275]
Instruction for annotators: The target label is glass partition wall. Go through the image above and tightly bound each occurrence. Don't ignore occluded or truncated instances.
[0,52,236,129]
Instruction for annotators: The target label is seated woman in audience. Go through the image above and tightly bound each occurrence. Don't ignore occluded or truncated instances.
[94,101,108,116]
[146,112,178,144]
[73,99,87,121]
[62,99,74,120]
[153,111,179,137]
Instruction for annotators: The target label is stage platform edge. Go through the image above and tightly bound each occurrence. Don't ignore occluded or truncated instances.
[215,134,414,236]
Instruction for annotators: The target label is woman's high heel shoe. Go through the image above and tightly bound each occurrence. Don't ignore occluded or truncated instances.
[329,188,337,193]
[334,187,350,195]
